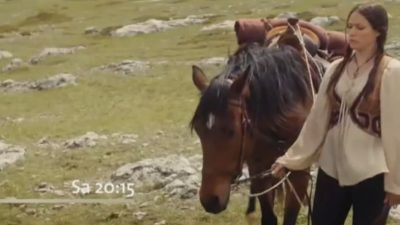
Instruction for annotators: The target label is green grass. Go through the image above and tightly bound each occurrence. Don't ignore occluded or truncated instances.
[0,0,399,224]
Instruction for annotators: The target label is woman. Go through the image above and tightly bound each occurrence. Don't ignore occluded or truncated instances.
[271,3,400,225]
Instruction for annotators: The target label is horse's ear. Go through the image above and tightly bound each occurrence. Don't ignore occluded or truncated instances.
[230,66,250,97]
[192,65,208,92]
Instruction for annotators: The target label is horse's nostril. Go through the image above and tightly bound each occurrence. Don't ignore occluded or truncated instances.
[210,195,219,205]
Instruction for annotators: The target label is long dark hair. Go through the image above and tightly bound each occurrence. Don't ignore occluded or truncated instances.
[326,3,388,97]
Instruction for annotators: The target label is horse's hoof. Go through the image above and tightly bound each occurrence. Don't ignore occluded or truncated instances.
[245,212,258,225]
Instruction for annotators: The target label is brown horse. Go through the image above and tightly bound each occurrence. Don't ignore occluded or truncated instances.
[190,19,330,225]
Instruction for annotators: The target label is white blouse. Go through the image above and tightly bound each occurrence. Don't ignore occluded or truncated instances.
[276,56,400,195]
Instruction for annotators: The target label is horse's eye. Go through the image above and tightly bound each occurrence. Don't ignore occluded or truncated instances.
[221,127,235,138]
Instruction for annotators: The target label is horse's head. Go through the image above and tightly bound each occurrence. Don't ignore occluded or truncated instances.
[190,64,254,213]
[190,43,313,214]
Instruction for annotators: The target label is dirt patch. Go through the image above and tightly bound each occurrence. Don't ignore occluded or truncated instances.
[18,12,72,27]
[0,11,71,34]
[0,24,19,33]
[95,1,123,7]
[320,3,339,8]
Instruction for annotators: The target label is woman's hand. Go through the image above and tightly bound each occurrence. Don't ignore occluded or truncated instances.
[271,162,287,178]
[384,192,400,207]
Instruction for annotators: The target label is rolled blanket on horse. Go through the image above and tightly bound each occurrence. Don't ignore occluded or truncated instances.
[234,18,348,61]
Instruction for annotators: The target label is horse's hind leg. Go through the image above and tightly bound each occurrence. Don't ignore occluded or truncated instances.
[283,170,309,225]
[245,197,257,225]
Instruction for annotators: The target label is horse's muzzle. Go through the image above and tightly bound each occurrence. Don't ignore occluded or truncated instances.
[199,173,231,214]
[200,195,227,214]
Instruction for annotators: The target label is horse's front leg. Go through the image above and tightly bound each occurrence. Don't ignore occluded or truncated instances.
[245,196,257,225]
[251,178,278,225]
[283,170,309,225]
[247,145,281,225]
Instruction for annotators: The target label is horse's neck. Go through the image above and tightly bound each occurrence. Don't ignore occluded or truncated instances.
[256,98,313,146]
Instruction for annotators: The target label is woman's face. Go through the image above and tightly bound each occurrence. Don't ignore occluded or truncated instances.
[346,11,380,51]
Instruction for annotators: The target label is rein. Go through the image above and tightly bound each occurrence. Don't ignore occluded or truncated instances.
[228,98,303,206]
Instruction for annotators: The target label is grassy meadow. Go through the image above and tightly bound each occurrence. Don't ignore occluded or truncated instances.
[0,0,399,224]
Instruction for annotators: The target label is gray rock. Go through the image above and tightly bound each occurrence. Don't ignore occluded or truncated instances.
[111,133,139,145]
[165,178,198,199]
[120,139,136,145]
[111,155,202,199]
[63,132,108,149]
[53,190,65,196]
[0,79,28,92]
[37,137,50,145]
[201,20,235,32]
[275,12,298,19]
[139,202,149,208]
[39,132,139,150]
[94,60,150,75]
[30,46,85,64]
[134,211,147,220]
[0,140,25,170]
[24,208,37,216]
[0,74,77,93]
[386,42,400,57]
[197,57,227,67]
[34,182,55,193]
[310,16,340,27]
[52,205,65,210]
[112,15,210,37]
[154,220,166,225]
[0,50,13,60]
[37,137,60,149]
[84,26,99,35]
[141,143,149,147]
[386,42,400,50]
[33,74,77,90]
[390,207,400,220]
[2,58,25,72]
[3,117,24,123]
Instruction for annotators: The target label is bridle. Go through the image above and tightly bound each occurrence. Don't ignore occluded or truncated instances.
[227,97,250,183]
[228,97,289,185]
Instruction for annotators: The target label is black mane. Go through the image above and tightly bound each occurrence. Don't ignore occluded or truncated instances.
[191,43,312,129]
